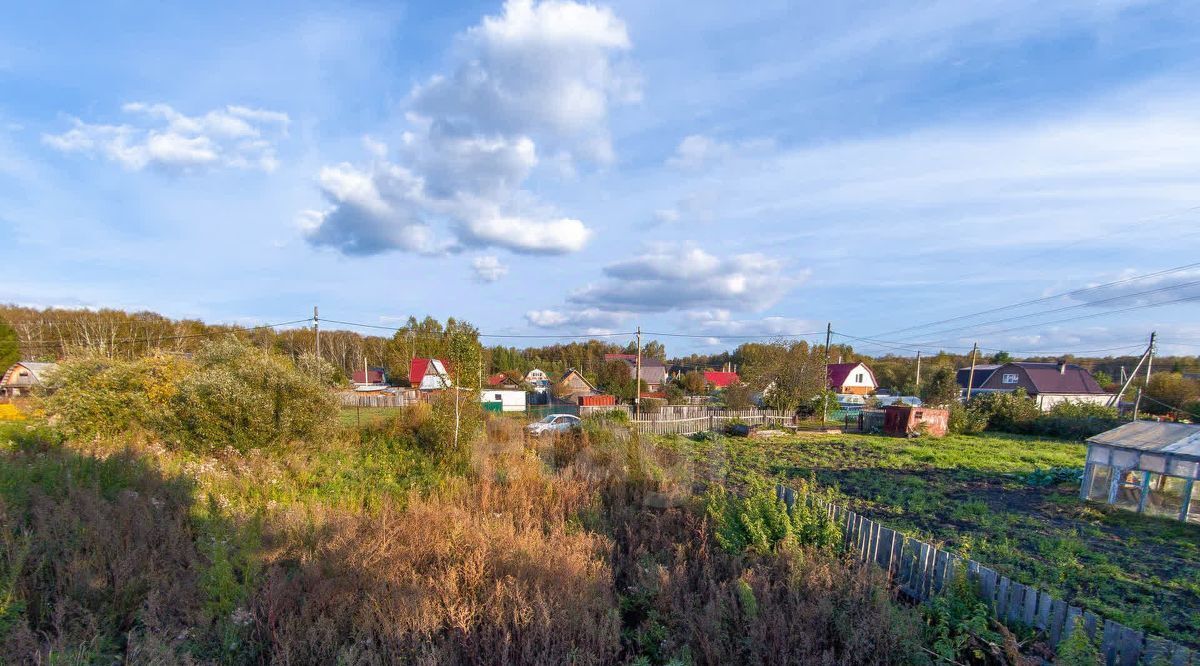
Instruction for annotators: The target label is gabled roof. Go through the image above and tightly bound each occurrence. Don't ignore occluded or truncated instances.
[956,365,1000,388]
[1014,362,1106,394]
[1087,422,1200,458]
[827,362,875,387]
[559,368,598,392]
[704,370,740,388]
[409,358,452,386]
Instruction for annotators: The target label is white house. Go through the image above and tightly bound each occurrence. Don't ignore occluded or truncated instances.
[827,362,878,395]
[481,389,527,412]
[524,368,550,392]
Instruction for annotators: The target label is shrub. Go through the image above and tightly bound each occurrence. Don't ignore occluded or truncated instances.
[705,478,841,554]
[1055,617,1102,665]
[46,340,337,452]
[948,403,987,435]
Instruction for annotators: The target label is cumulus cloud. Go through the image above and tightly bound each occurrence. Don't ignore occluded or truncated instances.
[683,310,823,338]
[303,0,635,258]
[471,255,509,282]
[43,103,289,173]
[568,242,805,313]
[525,307,632,332]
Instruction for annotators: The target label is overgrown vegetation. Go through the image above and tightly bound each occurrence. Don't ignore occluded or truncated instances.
[658,430,1200,647]
[949,389,1124,440]
[0,348,942,664]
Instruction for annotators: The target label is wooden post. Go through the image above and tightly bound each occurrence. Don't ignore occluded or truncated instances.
[822,322,832,423]
[965,342,979,403]
[635,326,642,418]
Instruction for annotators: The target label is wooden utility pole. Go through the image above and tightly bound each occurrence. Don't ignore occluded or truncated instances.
[313,306,320,360]
[822,322,832,423]
[634,326,642,418]
[965,343,979,403]
[914,350,922,392]
[1110,332,1154,409]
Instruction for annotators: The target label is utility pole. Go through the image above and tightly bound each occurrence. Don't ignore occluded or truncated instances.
[634,326,642,418]
[313,305,320,360]
[1133,331,1157,421]
[965,343,979,403]
[822,322,832,423]
[1110,332,1154,410]
[915,350,922,393]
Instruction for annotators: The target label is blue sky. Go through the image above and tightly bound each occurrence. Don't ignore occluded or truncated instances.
[3,0,1200,357]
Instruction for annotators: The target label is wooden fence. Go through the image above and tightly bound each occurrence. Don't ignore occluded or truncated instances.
[336,390,419,408]
[775,484,1195,665]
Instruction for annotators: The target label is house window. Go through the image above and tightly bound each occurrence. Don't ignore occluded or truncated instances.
[494,394,502,401]
[1002,373,1018,384]
[855,373,864,382]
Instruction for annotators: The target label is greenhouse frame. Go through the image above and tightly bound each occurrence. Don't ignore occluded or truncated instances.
[1081,421,1200,524]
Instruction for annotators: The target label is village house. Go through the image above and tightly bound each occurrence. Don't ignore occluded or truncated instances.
[486,372,522,390]
[523,368,549,388]
[827,362,877,395]
[0,362,58,398]
[352,366,387,386]
[959,361,1111,410]
[703,370,740,390]
[603,353,667,392]
[409,358,453,391]
[481,388,527,413]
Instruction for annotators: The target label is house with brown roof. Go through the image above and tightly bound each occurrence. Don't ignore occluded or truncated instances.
[603,353,667,392]
[827,362,877,395]
[962,361,1112,410]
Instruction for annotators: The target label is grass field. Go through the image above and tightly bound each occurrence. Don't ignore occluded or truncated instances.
[657,431,1200,647]
[337,405,400,427]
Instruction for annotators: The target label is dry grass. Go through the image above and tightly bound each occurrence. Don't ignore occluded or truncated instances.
[0,415,929,665]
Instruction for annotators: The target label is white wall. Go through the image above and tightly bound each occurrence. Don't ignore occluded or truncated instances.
[482,389,527,412]
[1035,393,1114,410]
[840,363,877,390]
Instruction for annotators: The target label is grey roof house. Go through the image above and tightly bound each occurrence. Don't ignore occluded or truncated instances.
[0,362,59,398]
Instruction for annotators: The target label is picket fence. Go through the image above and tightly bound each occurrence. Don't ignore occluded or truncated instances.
[775,485,1195,666]
[584,409,795,436]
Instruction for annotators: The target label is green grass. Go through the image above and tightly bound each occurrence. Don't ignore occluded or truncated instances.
[337,406,400,427]
[657,431,1200,647]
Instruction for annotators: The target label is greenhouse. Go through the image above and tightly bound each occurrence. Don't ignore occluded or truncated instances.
[1081,421,1200,523]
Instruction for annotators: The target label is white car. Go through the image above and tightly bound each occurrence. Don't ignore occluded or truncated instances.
[525,414,582,436]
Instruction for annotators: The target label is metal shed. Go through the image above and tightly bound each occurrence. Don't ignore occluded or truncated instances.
[1081,421,1200,523]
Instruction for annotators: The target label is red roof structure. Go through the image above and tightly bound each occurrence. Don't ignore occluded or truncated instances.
[409,358,452,386]
[486,372,509,386]
[704,370,740,388]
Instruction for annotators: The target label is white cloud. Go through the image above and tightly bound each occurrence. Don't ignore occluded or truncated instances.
[683,310,823,338]
[557,242,805,315]
[666,134,774,170]
[304,0,635,259]
[1072,269,1200,308]
[43,103,289,173]
[471,255,509,282]
[525,307,631,332]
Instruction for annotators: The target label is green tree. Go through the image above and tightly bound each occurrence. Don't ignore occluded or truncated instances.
[1143,372,1200,416]
[680,370,708,395]
[989,351,1012,364]
[0,319,18,370]
[445,327,483,460]
[920,367,960,408]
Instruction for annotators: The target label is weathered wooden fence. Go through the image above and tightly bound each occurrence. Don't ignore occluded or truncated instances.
[775,485,1195,665]
[594,409,795,436]
[335,390,419,408]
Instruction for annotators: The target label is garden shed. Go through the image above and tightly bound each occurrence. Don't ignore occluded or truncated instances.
[1081,421,1200,523]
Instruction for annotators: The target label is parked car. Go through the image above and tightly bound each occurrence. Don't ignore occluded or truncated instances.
[525,414,581,436]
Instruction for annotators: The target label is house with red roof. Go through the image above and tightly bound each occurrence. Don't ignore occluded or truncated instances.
[409,358,453,391]
[703,370,740,390]
[827,362,877,395]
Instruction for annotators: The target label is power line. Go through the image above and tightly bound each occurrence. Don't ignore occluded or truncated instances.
[871,260,1200,339]
[1138,394,1200,420]
[319,317,635,339]
[833,330,1148,357]
[892,279,1200,342]
[641,330,825,340]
